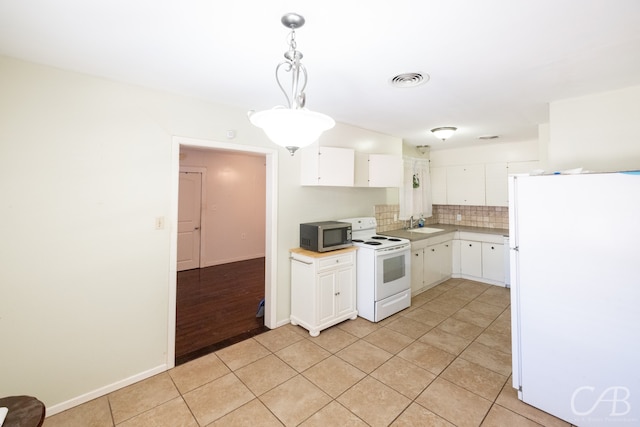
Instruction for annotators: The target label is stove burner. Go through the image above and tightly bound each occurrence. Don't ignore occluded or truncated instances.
[388,238,401,242]
[371,236,388,240]
[352,239,364,243]
[364,241,382,245]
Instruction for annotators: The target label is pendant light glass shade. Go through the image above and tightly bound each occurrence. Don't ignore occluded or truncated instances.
[249,107,335,155]
[250,13,334,155]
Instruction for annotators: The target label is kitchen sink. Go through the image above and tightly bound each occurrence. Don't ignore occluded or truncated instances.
[409,227,445,234]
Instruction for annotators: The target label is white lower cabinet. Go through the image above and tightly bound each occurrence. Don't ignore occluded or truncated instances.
[410,248,425,294]
[454,232,507,286]
[482,241,505,283]
[410,234,454,294]
[460,240,482,278]
[290,247,358,336]
[425,241,453,286]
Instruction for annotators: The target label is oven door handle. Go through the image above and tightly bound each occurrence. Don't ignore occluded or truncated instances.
[378,244,410,255]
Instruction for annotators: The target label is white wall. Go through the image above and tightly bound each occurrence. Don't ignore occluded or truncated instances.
[548,85,640,172]
[180,148,266,266]
[0,56,400,412]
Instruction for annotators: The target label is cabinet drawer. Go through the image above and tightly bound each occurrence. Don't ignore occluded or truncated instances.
[318,253,354,270]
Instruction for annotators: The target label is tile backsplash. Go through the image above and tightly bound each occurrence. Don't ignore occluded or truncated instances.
[374,204,509,232]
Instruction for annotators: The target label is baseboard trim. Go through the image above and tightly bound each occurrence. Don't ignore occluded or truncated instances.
[45,364,167,417]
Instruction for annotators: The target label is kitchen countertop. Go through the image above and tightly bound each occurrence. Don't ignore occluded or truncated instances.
[290,246,358,258]
[380,224,509,242]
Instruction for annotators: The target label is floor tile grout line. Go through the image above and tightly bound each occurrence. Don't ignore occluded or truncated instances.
[114,280,508,426]
[46,280,556,427]
[270,281,512,426]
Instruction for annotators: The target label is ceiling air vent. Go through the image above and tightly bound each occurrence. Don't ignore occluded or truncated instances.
[390,72,429,88]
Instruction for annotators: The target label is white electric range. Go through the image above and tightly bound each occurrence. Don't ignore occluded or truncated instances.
[339,217,411,322]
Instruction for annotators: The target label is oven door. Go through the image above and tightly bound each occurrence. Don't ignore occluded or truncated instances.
[374,244,411,300]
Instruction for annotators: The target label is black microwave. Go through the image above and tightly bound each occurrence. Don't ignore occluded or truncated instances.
[300,221,352,252]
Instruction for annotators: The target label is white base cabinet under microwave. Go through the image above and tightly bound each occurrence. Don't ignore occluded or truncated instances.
[289,247,358,336]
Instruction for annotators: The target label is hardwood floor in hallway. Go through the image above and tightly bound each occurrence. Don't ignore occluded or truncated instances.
[175,257,268,365]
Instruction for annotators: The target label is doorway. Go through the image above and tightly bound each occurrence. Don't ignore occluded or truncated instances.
[167,136,278,369]
[175,149,267,364]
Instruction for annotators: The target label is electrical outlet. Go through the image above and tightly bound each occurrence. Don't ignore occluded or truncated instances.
[394,213,398,222]
[456,214,462,221]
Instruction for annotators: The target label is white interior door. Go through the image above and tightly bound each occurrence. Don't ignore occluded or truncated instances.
[177,171,202,271]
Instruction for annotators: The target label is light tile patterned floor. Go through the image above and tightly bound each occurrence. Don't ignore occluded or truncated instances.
[43,279,572,426]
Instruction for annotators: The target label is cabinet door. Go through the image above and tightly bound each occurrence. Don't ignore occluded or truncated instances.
[438,241,453,281]
[424,246,441,286]
[317,271,337,324]
[424,240,453,286]
[355,153,402,187]
[451,239,461,275]
[410,248,424,293]
[335,266,355,316]
[318,147,354,186]
[485,163,508,207]
[460,240,482,277]
[507,160,539,176]
[300,146,354,186]
[482,242,505,283]
[430,166,447,204]
[369,154,402,187]
[447,165,485,205]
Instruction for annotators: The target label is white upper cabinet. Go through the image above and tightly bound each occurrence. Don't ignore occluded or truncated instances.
[508,160,539,176]
[354,153,402,187]
[431,160,539,206]
[446,164,486,205]
[430,166,447,204]
[485,160,539,206]
[485,162,509,207]
[300,146,355,186]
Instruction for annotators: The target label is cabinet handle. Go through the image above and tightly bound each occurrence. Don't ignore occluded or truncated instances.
[335,291,340,296]
[469,244,473,247]
[289,256,313,265]
[491,246,495,250]
[431,248,435,252]
[336,259,340,263]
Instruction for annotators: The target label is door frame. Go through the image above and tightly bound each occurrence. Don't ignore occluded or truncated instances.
[167,136,278,367]
[178,167,207,270]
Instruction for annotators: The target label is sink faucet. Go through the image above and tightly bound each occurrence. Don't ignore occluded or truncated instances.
[409,215,415,229]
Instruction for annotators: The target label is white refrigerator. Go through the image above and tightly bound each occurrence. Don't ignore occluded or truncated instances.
[509,172,640,426]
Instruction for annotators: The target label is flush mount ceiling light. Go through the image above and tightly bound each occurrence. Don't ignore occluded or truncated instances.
[431,126,457,141]
[416,145,430,155]
[248,13,335,156]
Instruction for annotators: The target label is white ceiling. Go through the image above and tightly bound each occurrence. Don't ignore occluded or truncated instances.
[2,0,640,150]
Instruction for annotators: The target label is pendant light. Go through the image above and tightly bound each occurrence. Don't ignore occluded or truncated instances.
[249,13,335,156]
